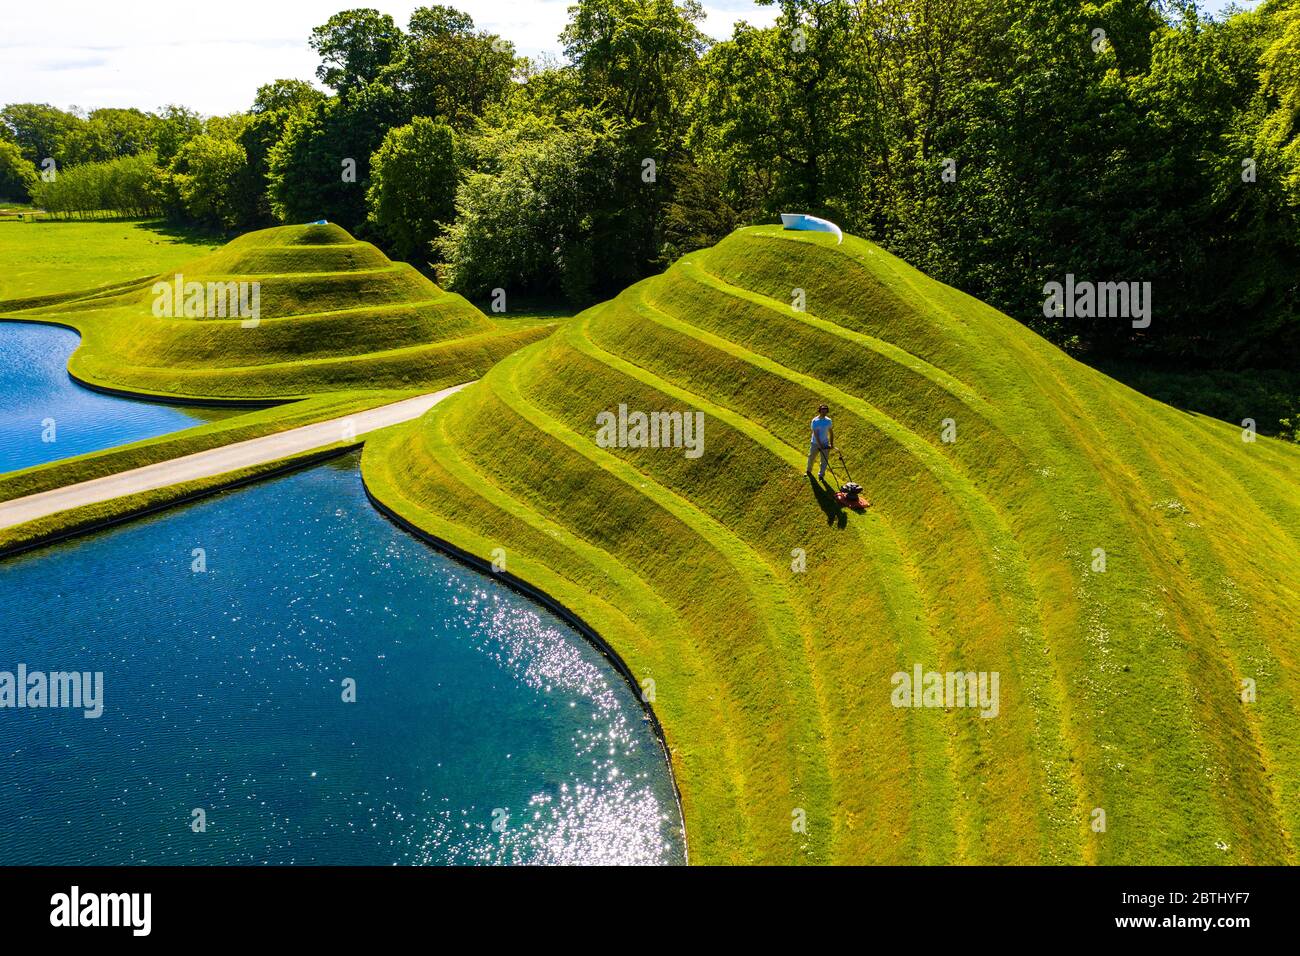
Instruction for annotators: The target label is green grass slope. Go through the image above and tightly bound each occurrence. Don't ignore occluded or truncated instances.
[1,223,552,400]
[363,225,1300,865]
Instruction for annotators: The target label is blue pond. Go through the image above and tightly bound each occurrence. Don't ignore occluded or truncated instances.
[0,455,685,864]
[0,321,213,474]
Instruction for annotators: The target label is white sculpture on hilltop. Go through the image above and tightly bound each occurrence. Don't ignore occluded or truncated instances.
[780,213,843,244]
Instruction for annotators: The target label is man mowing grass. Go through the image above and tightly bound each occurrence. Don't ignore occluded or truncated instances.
[806,403,834,480]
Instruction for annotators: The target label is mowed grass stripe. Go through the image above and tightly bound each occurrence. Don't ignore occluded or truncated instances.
[753,229,1300,861]
[1050,367,1298,860]
[984,309,1297,861]
[644,261,1034,505]
[902,257,1259,861]
[7,222,548,402]
[610,277,1081,861]
[373,387,753,860]
[679,255,991,414]
[68,323,552,401]
[383,343,809,861]
[567,313,964,861]
[363,414,752,861]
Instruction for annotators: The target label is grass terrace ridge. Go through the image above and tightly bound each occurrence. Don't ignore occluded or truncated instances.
[0,222,554,401]
[363,225,1300,865]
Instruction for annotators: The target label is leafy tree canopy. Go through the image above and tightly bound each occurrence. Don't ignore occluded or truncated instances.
[309,8,405,94]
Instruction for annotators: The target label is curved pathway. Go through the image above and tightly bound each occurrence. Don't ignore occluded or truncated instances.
[0,384,469,531]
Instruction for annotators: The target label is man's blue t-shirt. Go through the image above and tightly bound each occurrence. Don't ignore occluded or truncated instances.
[811,415,832,447]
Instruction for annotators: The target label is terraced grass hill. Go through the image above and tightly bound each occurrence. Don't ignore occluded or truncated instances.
[364,225,1300,865]
[1,223,552,400]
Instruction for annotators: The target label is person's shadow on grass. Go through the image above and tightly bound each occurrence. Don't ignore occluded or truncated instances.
[807,474,847,529]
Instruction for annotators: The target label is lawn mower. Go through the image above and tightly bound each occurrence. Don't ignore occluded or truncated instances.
[828,447,870,511]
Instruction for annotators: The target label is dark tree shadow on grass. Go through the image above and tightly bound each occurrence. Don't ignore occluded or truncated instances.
[1094,357,1300,439]
[24,217,232,246]
[135,219,232,245]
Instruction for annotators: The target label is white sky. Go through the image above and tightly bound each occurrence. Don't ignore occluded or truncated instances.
[0,0,1262,117]
[0,0,777,115]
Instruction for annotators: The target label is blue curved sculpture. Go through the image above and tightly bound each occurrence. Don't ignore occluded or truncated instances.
[780,213,843,244]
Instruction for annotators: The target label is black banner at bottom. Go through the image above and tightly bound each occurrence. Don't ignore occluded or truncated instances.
[0,864,1283,942]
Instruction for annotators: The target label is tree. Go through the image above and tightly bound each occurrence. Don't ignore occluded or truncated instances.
[557,0,712,282]
[561,0,709,143]
[310,8,404,94]
[0,103,82,165]
[65,108,158,163]
[31,153,161,219]
[657,160,741,263]
[382,6,516,127]
[1254,0,1300,206]
[408,4,474,37]
[366,117,458,262]
[0,140,38,201]
[437,109,636,302]
[266,83,405,230]
[240,80,328,223]
[153,105,204,167]
[688,3,871,228]
[251,79,326,115]
[169,135,255,229]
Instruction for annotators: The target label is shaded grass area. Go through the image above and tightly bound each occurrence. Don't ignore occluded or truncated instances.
[1,222,555,401]
[365,225,1300,865]
[0,217,223,301]
[462,292,576,324]
[1096,359,1300,440]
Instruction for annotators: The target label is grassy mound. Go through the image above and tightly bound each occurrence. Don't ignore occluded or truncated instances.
[363,225,1300,865]
[2,223,552,400]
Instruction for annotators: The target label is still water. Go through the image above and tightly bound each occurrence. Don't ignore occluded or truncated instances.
[0,321,215,473]
[0,455,685,864]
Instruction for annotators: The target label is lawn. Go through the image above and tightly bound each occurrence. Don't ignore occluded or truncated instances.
[0,222,556,401]
[363,225,1300,865]
[0,217,222,303]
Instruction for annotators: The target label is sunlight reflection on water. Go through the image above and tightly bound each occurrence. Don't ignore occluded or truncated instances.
[0,453,684,865]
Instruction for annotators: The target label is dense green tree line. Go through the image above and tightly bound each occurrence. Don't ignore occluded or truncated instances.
[2,0,1296,367]
[28,153,162,219]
